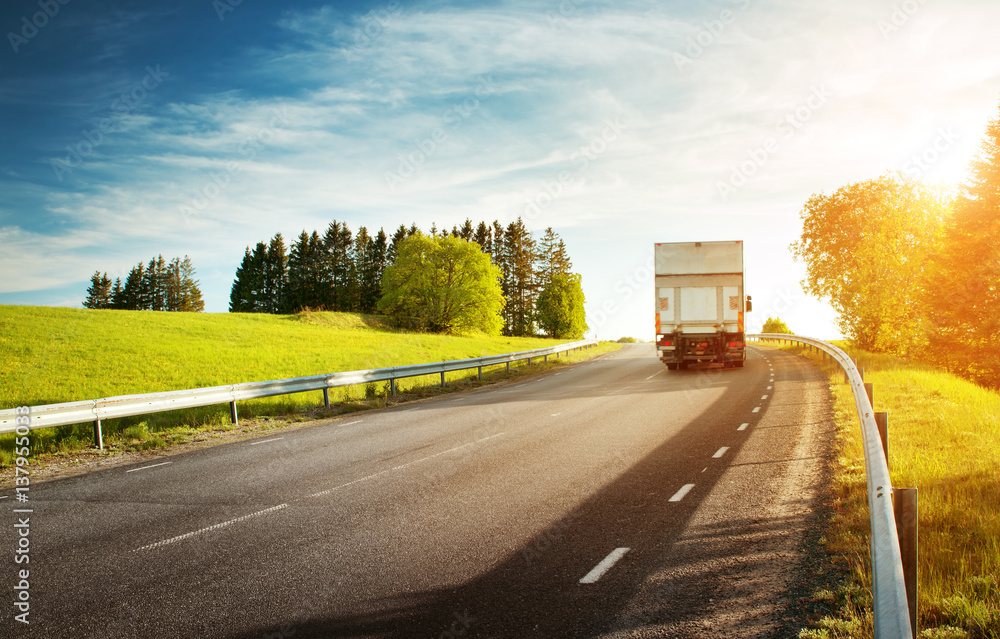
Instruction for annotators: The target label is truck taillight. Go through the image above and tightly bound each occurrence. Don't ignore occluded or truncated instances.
[658,339,672,346]
[728,341,744,348]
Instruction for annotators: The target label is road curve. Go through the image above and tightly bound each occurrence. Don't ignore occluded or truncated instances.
[1,344,835,638]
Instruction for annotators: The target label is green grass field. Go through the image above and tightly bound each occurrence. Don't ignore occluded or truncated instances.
[1,306,612,467]
[769,342,1000,639]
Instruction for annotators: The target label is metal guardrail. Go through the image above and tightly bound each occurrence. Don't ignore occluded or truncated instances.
[748,333,914,639]
[0,339,597,441]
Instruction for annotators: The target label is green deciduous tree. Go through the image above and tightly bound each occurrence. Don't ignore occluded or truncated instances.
[791,173,950,354]
[378,233,504,335]
[761,317,793,334]
[536,273,587,339]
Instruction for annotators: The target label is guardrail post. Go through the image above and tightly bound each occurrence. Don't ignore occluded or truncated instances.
[440,371,446,388]
[229,401,238,425]
[93,419,103,450]
[477,365,482,381]
[875,412,889,465]
[865,382,874,410]
[390,378,397,397]
[893,487,919,638]
[527,357,531,366]
[323,387,330,409]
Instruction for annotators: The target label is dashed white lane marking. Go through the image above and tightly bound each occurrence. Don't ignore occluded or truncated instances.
[551,413,562,417]
[126,462,172,473]
[761,395,768,400]
[309,433,506,498]
[580,547,630,584]
[250,438,284,446]
[645,370,665,380]
[752,407,761,413]
[669,483,696,502]
[342,420,363,425]
[767,385,772,390]
[0,496,8,500]
[133,503,288,552]
[738,423,749,431]
[712,447,729,459]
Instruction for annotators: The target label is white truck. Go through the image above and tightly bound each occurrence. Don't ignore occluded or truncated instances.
[655,241,751,370]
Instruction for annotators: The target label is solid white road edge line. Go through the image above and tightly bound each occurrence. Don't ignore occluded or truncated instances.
[669,483,695,502]
[133,503,288,552]
[126,461,172,473]
[580,547,630,584]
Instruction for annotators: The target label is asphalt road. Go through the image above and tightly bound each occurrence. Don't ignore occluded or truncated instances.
[1,343,835,638]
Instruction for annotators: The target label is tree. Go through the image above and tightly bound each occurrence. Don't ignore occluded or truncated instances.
[264,234,287,313]
[378,233,505,335]
[924,105,1000,384]
[761,317,793,334]
[173,255,204,312]
[84,272,112,309]
[503,218,539,336]
[474,221,491,254]
[536,273,587,339]
[790,173,950,354]
[122,262,145,310]
[110,277,124,309]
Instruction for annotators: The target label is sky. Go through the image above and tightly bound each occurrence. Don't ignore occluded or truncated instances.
[2,0,999,341]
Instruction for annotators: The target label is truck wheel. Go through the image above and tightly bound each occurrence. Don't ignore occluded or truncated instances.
[678,362,689,371]
[734,360,744,368]
[666,363,678,371]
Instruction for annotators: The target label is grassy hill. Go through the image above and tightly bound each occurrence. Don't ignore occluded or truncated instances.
[1,306,605,465]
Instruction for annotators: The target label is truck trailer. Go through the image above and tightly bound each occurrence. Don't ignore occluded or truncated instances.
[654,241,751,370]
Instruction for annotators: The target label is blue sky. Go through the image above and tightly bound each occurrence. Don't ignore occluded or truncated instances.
[2,0,999,340]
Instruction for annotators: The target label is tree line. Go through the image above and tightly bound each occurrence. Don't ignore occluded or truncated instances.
[230,218,585,338]
[84,255,204,312]
[792,101,1000,387]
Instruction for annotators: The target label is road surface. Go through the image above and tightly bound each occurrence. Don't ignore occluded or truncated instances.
[2,343,835,638]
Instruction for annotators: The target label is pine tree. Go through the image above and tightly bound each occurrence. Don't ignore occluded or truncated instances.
[84,271,113,309]
[458,218,474,241]
[230,248,258,312]
[324,221,354,311]
[110,277,124,309]
[123,262,145,310]
[264,233,287,314]
[474,221,491,254]
[503,218,539,336]
[389,224,409,263]
[176,255,205,312]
